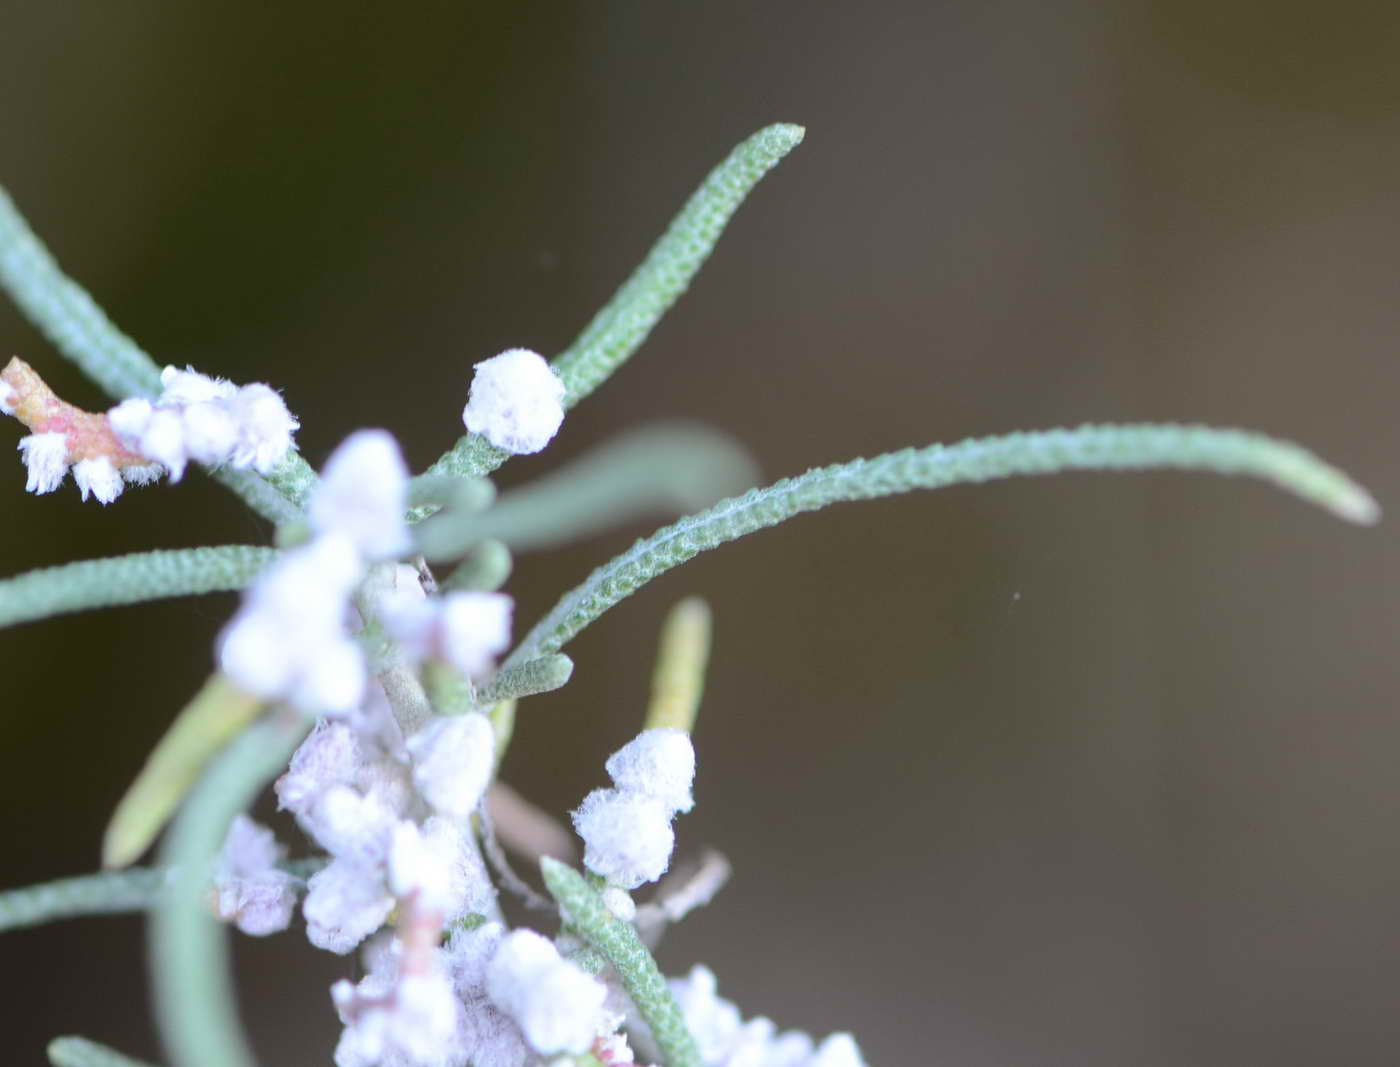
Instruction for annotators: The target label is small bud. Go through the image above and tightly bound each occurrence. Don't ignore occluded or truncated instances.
[571,789,675,890]
[462,348,566,454]
[605,728,696,814]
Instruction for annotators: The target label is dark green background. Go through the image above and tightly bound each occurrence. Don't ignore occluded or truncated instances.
[1,3,1396,1064]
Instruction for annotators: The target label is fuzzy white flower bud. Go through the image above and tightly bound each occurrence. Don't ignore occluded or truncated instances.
[277,720,362,817]
[601,887,636,922]
[108,368,297,481]
[18,432,69,494]
[486,929,607,1055]
[306,784,399,867]
[160,365,237,405]
[332,949,467,1067]
[572,788,675,890]
[310,429,412,560]
[808,1033,868,1067]
[72,456,124,504]
[462,348,565,455]
[213,814,298,937]
[303,858,395,955]
[669,965,743,1064]
[407,713,494,820]
[229,382,299,473]
[388,818,463,915]
[138,407,190,480]
[181,401,241,465]
[605,728,696,815]
[218,534,366,715]
[386,591,512,680]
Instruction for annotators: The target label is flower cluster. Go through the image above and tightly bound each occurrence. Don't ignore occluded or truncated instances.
[664,966,865,1067]
[0,357,295,502]
[108,365,297,482]
[572,728,695,890]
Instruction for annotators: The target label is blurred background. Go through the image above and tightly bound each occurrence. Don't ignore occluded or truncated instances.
[1,2,1396,1064]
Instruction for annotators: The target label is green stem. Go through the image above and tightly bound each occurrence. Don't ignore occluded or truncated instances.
[0,184,317,517]
[48,1036,158,1067]
[149,713,308,1067]
[542,858,700,1067]
[421,123,805,485]
[507,423,1378,667]
[0,546,275,630]
[415,423,757,560]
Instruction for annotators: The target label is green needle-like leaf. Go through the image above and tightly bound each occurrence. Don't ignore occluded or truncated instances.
[645,598,711,733]
[507,423,1378,667]
[0,859,323,934]
[422,123,805,485]
[1,868,165,932]
[542,858,701,1067]
[103,675,263,869]
[48,1036,158,1067]
[0,546,275,631]
[476,654,575,704]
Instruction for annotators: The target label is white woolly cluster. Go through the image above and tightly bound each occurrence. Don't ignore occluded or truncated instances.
[332,934,469,1067]
[108,365,297,482]
[461,348,566,455]
[13,431,159,503]
[571,729,695,890]
[309,429,412,560]
[212,814,299,937]
[485,928,610,1057]
[17,432,70,495]
[665,966,867,1067]
[218,430,413,714]
[383,590,513,679]
[219,532,367,714]
[276,706,497,956]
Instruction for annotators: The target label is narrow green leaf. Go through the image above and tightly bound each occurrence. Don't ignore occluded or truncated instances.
[645,598,711,733]
[421,123,805,484]
[149,712,309,1067]
[441,539,513,593]
[0,858,323,935]
[542,858,700,1067]
[0,184,317,517]
[477,654,574,704]
[103,675,263,869]
[415,423,758,561]
[1,868,164,932]
[48,1036,158,1067]
[506,423,1378,667]
[0,546,275,631]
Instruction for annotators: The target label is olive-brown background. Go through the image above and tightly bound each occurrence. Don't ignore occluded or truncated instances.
[2,3,1396,1064]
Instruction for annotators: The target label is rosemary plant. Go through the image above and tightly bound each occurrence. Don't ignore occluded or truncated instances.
[0,123,1377,1067]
